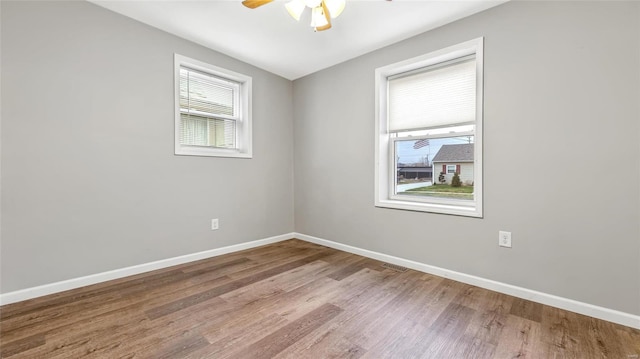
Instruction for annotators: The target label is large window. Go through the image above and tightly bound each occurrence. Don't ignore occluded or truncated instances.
[175,54,252,158]
[375,38,483,217]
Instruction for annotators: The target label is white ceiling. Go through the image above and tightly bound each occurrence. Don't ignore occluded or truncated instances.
[91,0,507,80]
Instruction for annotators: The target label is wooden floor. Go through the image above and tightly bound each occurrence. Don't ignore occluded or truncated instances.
[1,239,638,358]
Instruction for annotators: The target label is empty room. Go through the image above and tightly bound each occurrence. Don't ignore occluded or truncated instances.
[1,0,639,358]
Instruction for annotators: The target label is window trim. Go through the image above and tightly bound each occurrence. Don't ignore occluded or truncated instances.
[174,54,253,158]
[374,38,483,217]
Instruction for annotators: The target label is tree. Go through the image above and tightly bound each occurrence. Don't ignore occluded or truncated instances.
[451,172,462,187]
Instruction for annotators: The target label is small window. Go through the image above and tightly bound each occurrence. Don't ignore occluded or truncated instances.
[375,38,483,217]
[174,54,252,158]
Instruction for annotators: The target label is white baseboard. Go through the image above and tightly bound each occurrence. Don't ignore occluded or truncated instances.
[0,233,293,306]
[295,232,640,330]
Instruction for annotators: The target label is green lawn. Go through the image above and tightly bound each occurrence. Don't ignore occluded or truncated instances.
[407,184,473,193]
[402,184,474,200]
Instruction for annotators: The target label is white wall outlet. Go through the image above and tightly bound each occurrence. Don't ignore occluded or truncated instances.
[211,218,219,230]
[499,231,512,248]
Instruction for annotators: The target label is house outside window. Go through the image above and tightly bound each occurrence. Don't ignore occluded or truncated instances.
[174,54,252,158]
[434,144,474,185]
[374,38,483,217]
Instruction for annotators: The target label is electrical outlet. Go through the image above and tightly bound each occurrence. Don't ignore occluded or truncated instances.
[499,231,511,248]
[211,218,219,230]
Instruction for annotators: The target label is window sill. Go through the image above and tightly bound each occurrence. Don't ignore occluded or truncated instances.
[375,198,482,218]
[175,146,252,159]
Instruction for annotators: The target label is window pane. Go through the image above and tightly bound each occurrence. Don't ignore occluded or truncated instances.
[180,115,208,146]
[395,136,474,201]
[208,117,236,148]
[180,68,235,117]
[180,114,236,149]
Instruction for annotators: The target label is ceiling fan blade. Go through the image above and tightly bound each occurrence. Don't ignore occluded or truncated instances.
[241,0,274,9]
[315,1,332,31]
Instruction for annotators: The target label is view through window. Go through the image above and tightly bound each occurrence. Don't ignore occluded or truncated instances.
[394,135,474,201]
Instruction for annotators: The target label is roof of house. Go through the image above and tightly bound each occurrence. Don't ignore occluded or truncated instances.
[432,143,474,163]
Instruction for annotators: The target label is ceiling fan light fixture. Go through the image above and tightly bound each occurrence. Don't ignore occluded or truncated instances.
[310,6,329,28]
[304,0,322,8]
[324,0,345,18]
[244,0,339,31]
[285,0,305,21]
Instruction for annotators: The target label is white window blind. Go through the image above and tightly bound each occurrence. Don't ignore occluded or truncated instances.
[179,67,238,148]
[388,57,476,132]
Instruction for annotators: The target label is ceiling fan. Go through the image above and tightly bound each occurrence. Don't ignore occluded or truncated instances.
[242,0,346,32]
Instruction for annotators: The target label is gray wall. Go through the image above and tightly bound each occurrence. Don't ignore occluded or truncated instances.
[293,1,640,315]
[1,1,294,292]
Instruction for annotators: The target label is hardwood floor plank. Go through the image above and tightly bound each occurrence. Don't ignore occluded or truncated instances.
[456,336,497,359]
[220,259,331,305]
[462,290,513,345]
[452,283,491,310]
[0,333,45,358]
[16,295,228,359]
[180,257,252,277]
[401,278,466,329]
[184,313,289,359]
[201,275,341,344]
[144,281,241,320]
[0,270,234,344]
[0,253,250,322]
[0,268,181,323]
[493,314,542,358]
[544,309,631,359]
[277,336,366,359]
[3,274,232,357]
[275,269,388,324]
[80,298,229,359]
[197,271,334,347]
[580,316,628,359]
[287,270,424,355]
[540,306,585,358]
[209,266,397,358]
[271,270,419,358]
[1,239,638,358]
[447,290,514,358]
[404,303,476,358]
[327,257,374,281]
[232,303,343,359]
[224,248,327,280]
[510,296,543,323]
[617,327,640,356]
[152,334,209,359]
[0,257,251,338]
[145,250,331,319]
[359,317,429,359]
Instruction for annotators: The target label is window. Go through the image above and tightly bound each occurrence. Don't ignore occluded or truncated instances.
[375,38,483,217]
[175,54,252,158]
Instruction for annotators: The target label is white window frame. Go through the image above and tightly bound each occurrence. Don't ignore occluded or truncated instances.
[374,38,483,217]
[447,165,457,174]
[174,54,252,158]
